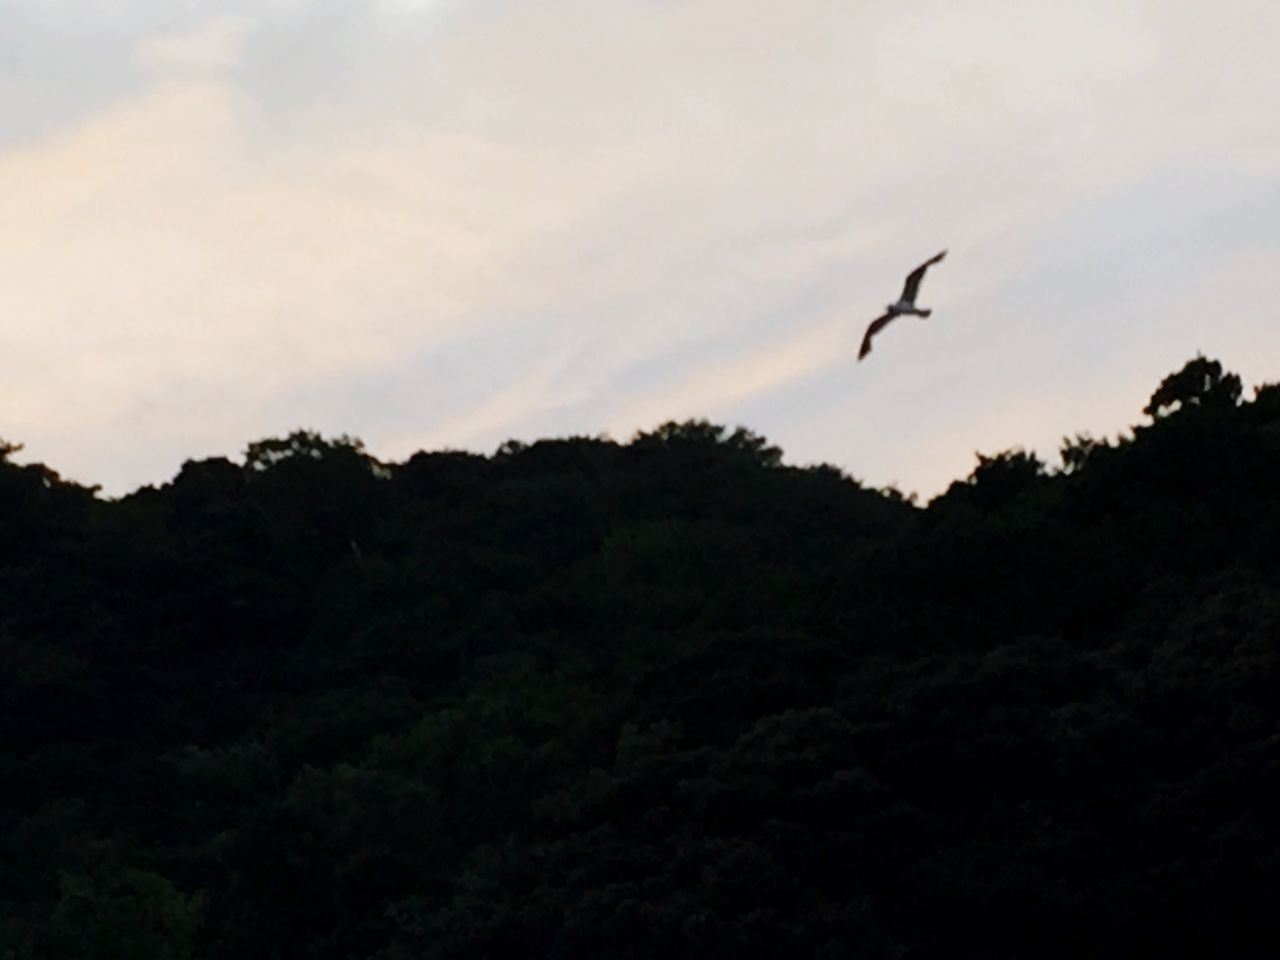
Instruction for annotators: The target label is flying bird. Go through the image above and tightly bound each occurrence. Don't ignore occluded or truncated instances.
[858,250,947,360]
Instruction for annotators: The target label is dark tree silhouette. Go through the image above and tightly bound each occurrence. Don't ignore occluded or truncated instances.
[2,356,1279,960]
[1143,353,1243,418]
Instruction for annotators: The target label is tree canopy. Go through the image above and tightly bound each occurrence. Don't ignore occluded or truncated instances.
[2,355,1279,958]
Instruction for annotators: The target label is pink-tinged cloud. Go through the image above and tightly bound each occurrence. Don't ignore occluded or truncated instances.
[2,2,1278,494]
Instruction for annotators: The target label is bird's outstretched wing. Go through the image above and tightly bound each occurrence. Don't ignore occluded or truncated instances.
[858,312,895,360]
[899,249,947,303]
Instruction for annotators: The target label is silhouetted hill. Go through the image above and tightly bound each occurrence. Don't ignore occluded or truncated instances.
[2,355,1279,958]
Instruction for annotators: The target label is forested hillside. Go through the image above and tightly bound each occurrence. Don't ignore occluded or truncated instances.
[3,355,1279,959]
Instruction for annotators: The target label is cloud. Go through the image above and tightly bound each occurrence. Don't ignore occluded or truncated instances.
[0,78,580,480]
[2,2,1278,493]
[609,318,854,439]
[136,16,253,73]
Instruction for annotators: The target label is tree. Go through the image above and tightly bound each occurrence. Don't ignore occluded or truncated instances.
[1143,354,1242,419]
[1059,433,1111,474]
[3,355,1280,959]
[631,420,783,468]
[44,865,204,960]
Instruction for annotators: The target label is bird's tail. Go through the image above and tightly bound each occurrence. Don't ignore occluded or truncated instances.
[918,308,932,318]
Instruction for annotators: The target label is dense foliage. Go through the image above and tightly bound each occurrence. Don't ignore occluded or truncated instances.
[3,355,1279,958]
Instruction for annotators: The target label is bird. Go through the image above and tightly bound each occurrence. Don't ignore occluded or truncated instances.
[858,250,947,360]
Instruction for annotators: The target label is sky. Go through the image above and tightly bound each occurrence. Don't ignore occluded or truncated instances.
[3,0,1278,497]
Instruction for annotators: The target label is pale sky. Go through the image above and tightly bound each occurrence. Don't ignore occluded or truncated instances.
[3,1,1278,496]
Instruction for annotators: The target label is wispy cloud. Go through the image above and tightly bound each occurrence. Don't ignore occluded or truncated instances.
[136,16,253,73]
[2,2,1278,493]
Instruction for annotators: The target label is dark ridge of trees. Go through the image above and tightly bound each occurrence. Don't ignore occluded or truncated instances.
[2,355,1280,958]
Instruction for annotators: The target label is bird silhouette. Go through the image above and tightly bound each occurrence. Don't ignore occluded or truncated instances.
[859,250,947,360]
